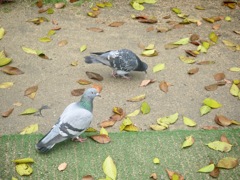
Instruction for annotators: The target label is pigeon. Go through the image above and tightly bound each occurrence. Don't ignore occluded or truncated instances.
[84,49,148,79]
[35,88,100,153]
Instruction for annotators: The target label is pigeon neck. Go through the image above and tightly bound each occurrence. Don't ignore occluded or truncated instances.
[78,96,93,112]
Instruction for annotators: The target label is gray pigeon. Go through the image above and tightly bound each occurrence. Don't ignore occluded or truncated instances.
[84,49,148,79]
[35,88,100,153]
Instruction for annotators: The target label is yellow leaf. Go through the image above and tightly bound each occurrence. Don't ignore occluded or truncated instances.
[15,164,33,176]
[120,117,132,131]
[20,108,38,115]
[12,177,18,180]
[141,101,150,114]
[172,7,181,14]
[0,27,5,40]
[96,3,105,8]
[183,116,197,127]
[127,94,146,102]
[179,55,195,64]
[153,63,165,73]
[200,105,211,116]
[207,141,232,152]
[104,2,113,7]
[203,98,222,109]
[144,0,157,4]
[222,40,236,47]
[85,127,98,132]
[150,124,167,131]
[27,91,37,100]
[124,124,139,131]
[145,44,155,50]
[131,2,144,11]
[13,158,34,163]
[198,164,215,173]
[80,45,87,52]
[217,157,238,169]
[182,135,194,148]
[225,16,231,21]
[230,83,239,96]
[47,29,56,36]
[100,127,108,136]
[209,32,218,43]
[229,67,240,72]
[0,57,12,66]
[157,113,179,125]
[39,37,51,42]
[20,124,38,135]
[22,46,38,55]
[103,156,117,180]
[141,49,158,57]
[202,41,210,50]
[127,109,140,117]
[173,37,189,45]
[153,157,160,164]
[47,8,54,14]
[0,82,13,88]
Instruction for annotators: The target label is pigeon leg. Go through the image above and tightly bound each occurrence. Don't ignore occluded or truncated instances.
[121,75,131,80]
[72,137,87,143]
[111,70,118,78]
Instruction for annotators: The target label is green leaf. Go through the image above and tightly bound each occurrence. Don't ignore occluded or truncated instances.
[225,16,231,21]
[127,109,140,117]
[153,63,165,73]
[144,0,157,4]
[141,101,150,114]
[182,135,194,148]
[230,83,239,96]
[131,2,144,11]
[0,51,12,66]
[153,157,160,164]
[183,116,197,127]
[179,55,195,64]
[209,32,218,43]
[13,158,34,163]
[200,105,211,116]
[47,8,54,14]
[229,67,240,72]
[20,124,38,135]
[150,124,167,131]
[20,108,37,115]
[172,7,181,14]
[102,156,117,180]
[120,117,132,131]
[38,37,51,42]
[195,5,205,10]
[100,127,108,136]
[203,98,222,109]
[80,45,87,52]
[157,113,179,125]
[207,141,232,152]
[217,157,238,169]
[47,30,56,37]
[198,164,215,173]
[173,37,189,45]
[0,27,5,40]
[22,46,38,55]
[202,41,210,50]
[15,164,33,176]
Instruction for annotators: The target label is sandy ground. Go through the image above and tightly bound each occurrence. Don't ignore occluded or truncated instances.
[0,0,239,135]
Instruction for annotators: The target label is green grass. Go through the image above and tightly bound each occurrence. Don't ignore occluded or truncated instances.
[1,129,240,179]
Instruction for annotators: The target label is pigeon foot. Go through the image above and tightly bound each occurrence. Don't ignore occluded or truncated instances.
[73,137,87,143]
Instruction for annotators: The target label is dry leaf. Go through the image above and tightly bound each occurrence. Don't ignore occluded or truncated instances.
[1,66,24,75]
[202,126,218,130]
[215,115,232,126]
[138,16,157,24]
[140,79,156,87]
[86,27,104,32]
[99,119,117,128]
[1,108,14,117]
[127,94,146,102]
[52,26,61,30]
[71,88,85,96]
[0,82,13,88]
[214,73,225,81]
[205,84,218,91]
[212,24,221,30]
[55,2,65,9]
[188,67,199,75]
[82,175,94,180]
[86,71,103,81]
[36,0,43,8]
[146,26,154,32]
[166,169,184,180]
[210,166,220,178]
[58,162,67,171]
[185,50,199,57]
[197,61,215,65]
[91,134,111,144]
[24,85,38,96]
[77,79,92,85]
[109,21,124,27]
[159,81,168,93]
[190,34,200,41]
[217,157,238,169]
[113,107,124,116]
[220,134,230,144]
[58,40,68,47]
[150,172,157,179]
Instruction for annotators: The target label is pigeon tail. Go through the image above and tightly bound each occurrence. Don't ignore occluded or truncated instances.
[84,56,111,66]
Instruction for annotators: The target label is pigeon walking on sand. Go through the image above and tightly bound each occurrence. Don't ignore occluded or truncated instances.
[84,49,148,79]
[35,88,100,153]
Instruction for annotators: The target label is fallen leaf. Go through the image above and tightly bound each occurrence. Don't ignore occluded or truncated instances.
[200,105,211,116]
[20,124,38,135]
[146,26,154,32]
[212,24,221,30]
[198,164,215,173]
[202,126,218,130]
[209,32,218,43]
[58,162,67,171]
[16,164,33,176]
[109,21,124,27]
[24,85,38,96]
[47,29,56,36]
[145,43,155,50]
[85,127,97,132]
[157,113,179,125]
[71,60,78,66]
[233,30,240,35]
[102,156,117,180]
[20,108,37,115]
[202,17,215,23]
[0,27,5,40]
[38,37,51,42]
[214,115,232,126]
[77,79,92,85]
[225,16,231,21]
[179,55,195,64]
[82,175,94,180]
[171,7,181,14]
[80,45,87,52]
[1,66,24,75]
[123,124,139,132]
[140,79,156,87]
[47,8,54,14]
[173,37,190,45]
[150,173,157,180]
[197,60,215,65]
[156,26,170,33]
[210,166,220,178]
[164,43,180,49]
[27,17,49,25]
[100,127,108,136]
[142,49,158,57]
[91,134,111,144]
[230,83,239,96]
[214,73,225,81]
[138,16,157,24]
[113,107,124,116]
[119,117,132,131]
[153,158,160,164]
[205,84,218,91]
[1,108,14,117]
[203,98,222,108]
[222,39,235,47]
[99,119,117,128]
[87,27,104,32]
[153,63,165,73]
[183,116,197,127]
[127,94,146,102]
[188,67,199,75]
[159,81,168,93]
[127,109,140,117]
[36,0,43,8]
[185,50,199,57]
[58,40,68,47]
[150,124,167,131]
[0,82,13,88]
[207,141,232,152]
[0,50,12,66]
[166,169,184,180]
[87,11,100,18]
[195,5,205,10]
[86,71,103,81]
[13,158,34,164]
[220,134,230,144]
[217,157,238,169]
[71,88,85,96]
[55,2,65,9]
[229,67,240,72]
[141,101,150,114]
[182,135,194,148]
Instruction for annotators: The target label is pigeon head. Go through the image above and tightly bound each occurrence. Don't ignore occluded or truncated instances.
[135,60,148,73]
[83,88,101,99]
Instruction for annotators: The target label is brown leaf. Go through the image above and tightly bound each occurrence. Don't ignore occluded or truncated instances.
[214,73,225,81]
[159,81,168,93]
[86,71,103,81]
[113,107,124,116]
[188,67,199,75]
[172,24,184,29]
[140,79,156,87]
[211,16,224,21]
[156,26,170,33]
[205,84,218,91]
[1,108,14,117]
[166,169,184,180]
[197,61,215,65]
[209,166,220,178]
[52,26,61,30]
[24,85,38,96]
[215,115,232,126]
[216,81,226,86]
[110,113,124,121]
[190,34,200,41]
[185,50,198,57]
[58,40,68,47]
[191,41,201,46]
[220,134,230,144]
[202,126,219,130]
[1,66,24,75]
[82,175,94,180]
[52,19,58,25]
[150,173,157,179]
[146,26,154,32]
[99,119,117,128]
[71,88,85,96]
[91,134,111,144]
[38,8,48,13]
[77,79,92,85]
[86,27,104,32]
[109,21,124,27]
[233,30,240,35]
[55,2,65,9]
[36,0,43,8]
[70,0,78,2]
[92,84,102,93]
[58,162,67,171]
[163,15,171,19]
[212,24,221,30]
[138,17,158,24]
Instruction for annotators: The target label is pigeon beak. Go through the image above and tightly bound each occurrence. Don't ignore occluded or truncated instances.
[96,93,101,97]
